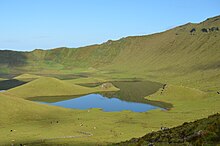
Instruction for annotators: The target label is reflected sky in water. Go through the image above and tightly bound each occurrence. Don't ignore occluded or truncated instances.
[48,94,159,112]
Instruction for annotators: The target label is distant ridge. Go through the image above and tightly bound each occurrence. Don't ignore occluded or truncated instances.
[0,15,219,91]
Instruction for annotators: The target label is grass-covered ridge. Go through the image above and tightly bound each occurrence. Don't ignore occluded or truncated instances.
[6,76,119,99]
[13,73,41,82]
[0,16,219,91]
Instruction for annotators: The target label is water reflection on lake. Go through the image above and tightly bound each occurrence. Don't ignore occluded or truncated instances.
[31,81,172,112]
[47,94,159,112]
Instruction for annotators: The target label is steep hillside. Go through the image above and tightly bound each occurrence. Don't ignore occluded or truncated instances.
[114,113,220,146]
[0,15,219,91]
[109,15,220,73]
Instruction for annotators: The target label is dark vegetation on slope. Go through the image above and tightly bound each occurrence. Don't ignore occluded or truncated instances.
[0,50,27,67]
[0,79,27,90]
[113,113,220,146]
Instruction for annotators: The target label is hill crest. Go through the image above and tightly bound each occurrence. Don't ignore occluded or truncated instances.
[0,15,220,91]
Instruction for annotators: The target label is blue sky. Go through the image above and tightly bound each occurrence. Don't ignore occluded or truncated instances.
[0,0,220,51]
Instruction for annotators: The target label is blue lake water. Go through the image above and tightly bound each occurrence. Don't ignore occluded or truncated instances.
[46,94,160,112]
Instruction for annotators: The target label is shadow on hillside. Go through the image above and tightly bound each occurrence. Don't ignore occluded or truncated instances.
[0,79,27,90]
[0,50,28,67]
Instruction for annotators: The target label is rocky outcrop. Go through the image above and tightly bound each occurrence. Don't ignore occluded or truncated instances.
[99,83,114,90]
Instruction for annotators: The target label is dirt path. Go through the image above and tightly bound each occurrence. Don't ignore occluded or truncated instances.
[45,131,93,141]
[23,131,93,145]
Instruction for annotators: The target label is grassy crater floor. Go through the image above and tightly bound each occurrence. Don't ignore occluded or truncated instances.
[0,80,220,145]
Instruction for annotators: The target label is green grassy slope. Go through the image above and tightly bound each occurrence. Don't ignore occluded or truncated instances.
[65,77,107,84]
[0,82,219,145]
[0,93,68,125]
[109,16,220,72]
[6,77,119,98]
[105,16,220,91]
[114,113,220,146]
[0,15,219,146]
[0,68,219,145]
[13,73,41,82]
[0,15,219,92]
[112,84,220,145]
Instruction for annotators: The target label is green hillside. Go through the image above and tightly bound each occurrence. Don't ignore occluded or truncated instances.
[0,11,220,146]
[0,93,69,125]
[13,73,41,82]
[0,15,219,145]
[1,81,219,145]
[6,77,119,98]
[0,16,219,92]
[114,113,220,146]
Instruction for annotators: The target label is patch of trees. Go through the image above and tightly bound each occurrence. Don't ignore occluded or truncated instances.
[201,27,219,33]
[190,28,196,35]
[190,27,219,34]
